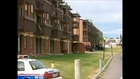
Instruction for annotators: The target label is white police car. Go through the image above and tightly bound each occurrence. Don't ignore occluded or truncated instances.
[18,55,63,79]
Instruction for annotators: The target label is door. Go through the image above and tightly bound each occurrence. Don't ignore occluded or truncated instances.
[60,41,63,53]
[50,40,54,54]
[18,36,20,55]
[36,38,41,54]
[18,35,22,55]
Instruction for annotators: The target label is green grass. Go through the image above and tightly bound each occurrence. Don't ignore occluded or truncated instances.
[93,46,122,54]
[33,46,122,79]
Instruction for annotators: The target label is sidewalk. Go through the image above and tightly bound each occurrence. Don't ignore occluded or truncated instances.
[100,54,122,79]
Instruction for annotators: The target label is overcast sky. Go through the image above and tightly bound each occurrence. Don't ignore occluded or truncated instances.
[65,0,122,38]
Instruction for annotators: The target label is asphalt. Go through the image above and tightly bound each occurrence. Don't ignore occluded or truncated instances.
[100,54,122,79]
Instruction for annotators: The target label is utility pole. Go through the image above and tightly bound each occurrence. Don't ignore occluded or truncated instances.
[103,39,105,61]
[111,45,113,56]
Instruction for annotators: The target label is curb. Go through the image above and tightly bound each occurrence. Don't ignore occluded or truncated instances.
[93,53,118,79]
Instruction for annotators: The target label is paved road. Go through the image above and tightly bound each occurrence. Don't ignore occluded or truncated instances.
[100,54,122,79]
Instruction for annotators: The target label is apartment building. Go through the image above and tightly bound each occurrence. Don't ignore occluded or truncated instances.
[18,0,73,55]
[73,19,100,52]
[72,13,85,53]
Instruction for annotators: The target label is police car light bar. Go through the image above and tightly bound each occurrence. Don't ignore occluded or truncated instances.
[18,55,29,59]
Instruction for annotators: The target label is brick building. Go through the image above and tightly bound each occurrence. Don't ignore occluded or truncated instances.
[73,19,100,53]
[18,0,101,55]
[18,0,73,55]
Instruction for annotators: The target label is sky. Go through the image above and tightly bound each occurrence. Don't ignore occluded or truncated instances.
[64,0,122,38]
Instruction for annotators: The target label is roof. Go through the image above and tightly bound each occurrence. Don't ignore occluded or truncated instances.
[72,13,81,17]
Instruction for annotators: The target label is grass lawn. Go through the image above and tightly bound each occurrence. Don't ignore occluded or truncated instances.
[33,46,122,79]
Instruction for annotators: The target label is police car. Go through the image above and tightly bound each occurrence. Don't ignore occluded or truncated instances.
[18,55,63,79]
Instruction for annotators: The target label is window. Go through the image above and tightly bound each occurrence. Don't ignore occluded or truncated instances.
[42,39,45,49]
[46,40,48,49]
[30,37,33,49]
[31,5,34,18]
[18,37,20,54]
[31,13,34,18]
[54,41,57,49]
[43,13,45,23]
[67,24,70,32]
[25,10,28,16]
[18,61,25,71]
[47,13,49,20]
[55,20,57,23]
[60,24,63,30]
[18,8,22,16]
[25,4,28,16]
[24,36,27,48]
[29,60,46,70]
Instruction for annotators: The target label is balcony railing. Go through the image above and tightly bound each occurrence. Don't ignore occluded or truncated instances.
[25,0,35,4]
[35,1,44,12]
[18,16,24,31]
[36,25,44,35]
[73,35,79,41]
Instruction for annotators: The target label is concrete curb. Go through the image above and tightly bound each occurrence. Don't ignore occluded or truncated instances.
[93,53,119,79]
[94,73,101,79]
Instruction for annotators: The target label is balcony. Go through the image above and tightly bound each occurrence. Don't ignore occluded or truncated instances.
[18,0,24,4]
[63,29,68,34]
[73,20,79,24]
[51,6,63,19]
[57,8,63,19]
[83,26,88,31]
[35,22,52,36]
[83,36,89,42]
[61,4,72,10]
[51,9,57,19]
[44,0,52,14]
[24,18,35,32]
[35,1,44,13]
[51,23,63,38]
[25,0,35,4]
[73,23,79,28]
[61,33,70,40]
[63,15,72,23]
[35,25,44,35]
[73,35,79,41]
[52,23,60,30]
[18,16,24,31]
[51,30,63,38]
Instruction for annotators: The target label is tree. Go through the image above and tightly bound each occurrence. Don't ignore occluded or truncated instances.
[97,31,105,46]
[98,36,104,44]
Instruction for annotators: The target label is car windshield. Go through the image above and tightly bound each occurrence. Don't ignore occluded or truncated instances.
[29,60,46,70]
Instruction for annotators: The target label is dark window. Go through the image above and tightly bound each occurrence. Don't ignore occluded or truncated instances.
[31,13,34,18]
[18,61,25,71]
[25,10,28,16]
[30,37,33,49]
[18,8,22,16]
[24,36,27,48]
[29,60,46,70]
[46,40,48,49]
[42,39,45,49]
[54,41,57,49]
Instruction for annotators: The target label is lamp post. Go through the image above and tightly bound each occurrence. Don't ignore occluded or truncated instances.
[103,38,106,61]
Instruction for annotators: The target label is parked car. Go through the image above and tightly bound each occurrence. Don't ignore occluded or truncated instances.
[18,55,63,79]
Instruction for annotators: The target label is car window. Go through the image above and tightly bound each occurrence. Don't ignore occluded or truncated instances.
[29,60,46,70]
[18,61,25,71]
